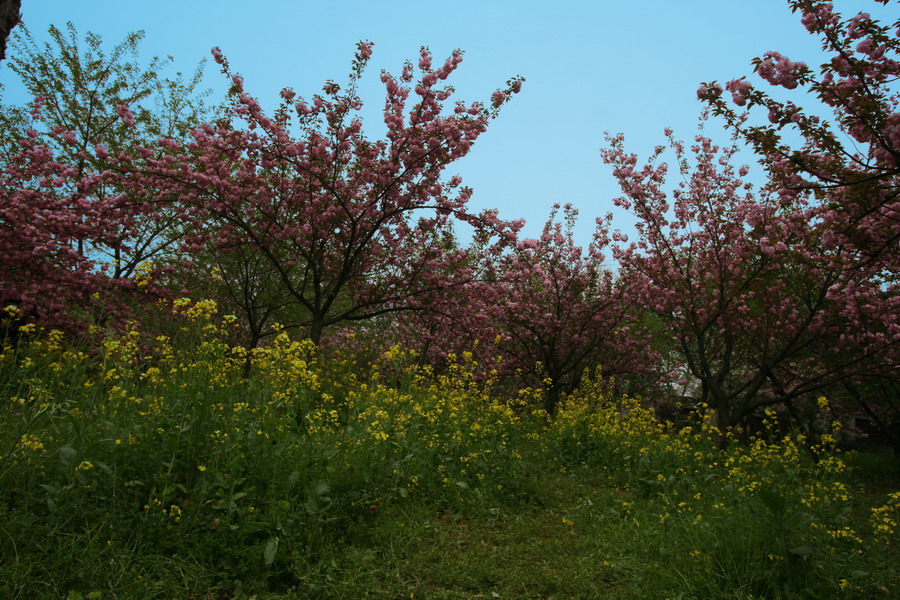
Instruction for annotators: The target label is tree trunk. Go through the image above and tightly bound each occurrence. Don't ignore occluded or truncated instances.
[0,0,21,63]
[543,383,562,417]
[714,401,732,451]
[309,319,324,346]
[242,330,262,380]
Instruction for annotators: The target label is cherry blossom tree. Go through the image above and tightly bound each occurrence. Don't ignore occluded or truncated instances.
[134,42,523,345]
[481,204,654,414]
[694,0,900,443]
[389,205,656,415]
[0,24,213,334]
[366,224,491,361]
[2,23,213,280]
[167,237,306,351]
[0,119,127,331]
[698,0,900,262]
[602,120,899,446]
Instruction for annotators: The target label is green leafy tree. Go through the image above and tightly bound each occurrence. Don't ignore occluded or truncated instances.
[2,22,217,281]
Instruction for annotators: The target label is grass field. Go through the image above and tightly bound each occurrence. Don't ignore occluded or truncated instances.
[1,303,898,599]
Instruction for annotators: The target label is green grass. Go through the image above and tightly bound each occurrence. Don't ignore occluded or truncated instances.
[2,310,899,599]
[326,472,647,599]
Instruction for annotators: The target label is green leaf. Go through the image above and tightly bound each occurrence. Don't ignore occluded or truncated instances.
[264,536,279,565]
[305,482,332,514]
[59,446,77,468]
[92,460,113,475]
[38,483,58,495]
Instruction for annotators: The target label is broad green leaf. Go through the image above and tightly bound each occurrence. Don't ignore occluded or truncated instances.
[264,537,279,565]
[59,446,77,468]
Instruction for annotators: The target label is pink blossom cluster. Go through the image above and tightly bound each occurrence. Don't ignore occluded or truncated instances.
[725,78,753,106]
[755,51,807,89]
[115,104,135,127]
[700,0,900,271]
[0,132,150,332]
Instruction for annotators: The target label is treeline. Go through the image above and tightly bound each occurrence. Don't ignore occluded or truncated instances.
[1,1,898,448]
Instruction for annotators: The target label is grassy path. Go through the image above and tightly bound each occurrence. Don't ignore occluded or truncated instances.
[307,473,666,600]
[247,458,899,600]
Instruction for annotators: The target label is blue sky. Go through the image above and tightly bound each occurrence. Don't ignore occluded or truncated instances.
[1,0,885,247]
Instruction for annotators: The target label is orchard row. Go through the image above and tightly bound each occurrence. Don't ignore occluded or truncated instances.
[1,0,898,445]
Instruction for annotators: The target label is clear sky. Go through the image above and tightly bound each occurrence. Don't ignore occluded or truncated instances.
[1,0,888,248]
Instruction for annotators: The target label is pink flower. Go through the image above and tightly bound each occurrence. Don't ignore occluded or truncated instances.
[756,52,806,90]
[725,79,752,106]
[418,48,432,71]
[29,95,45,119]
[115,105,135,127]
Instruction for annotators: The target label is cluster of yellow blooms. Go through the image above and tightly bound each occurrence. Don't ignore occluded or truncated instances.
[871,492,900,543]
[1,296,897,596]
